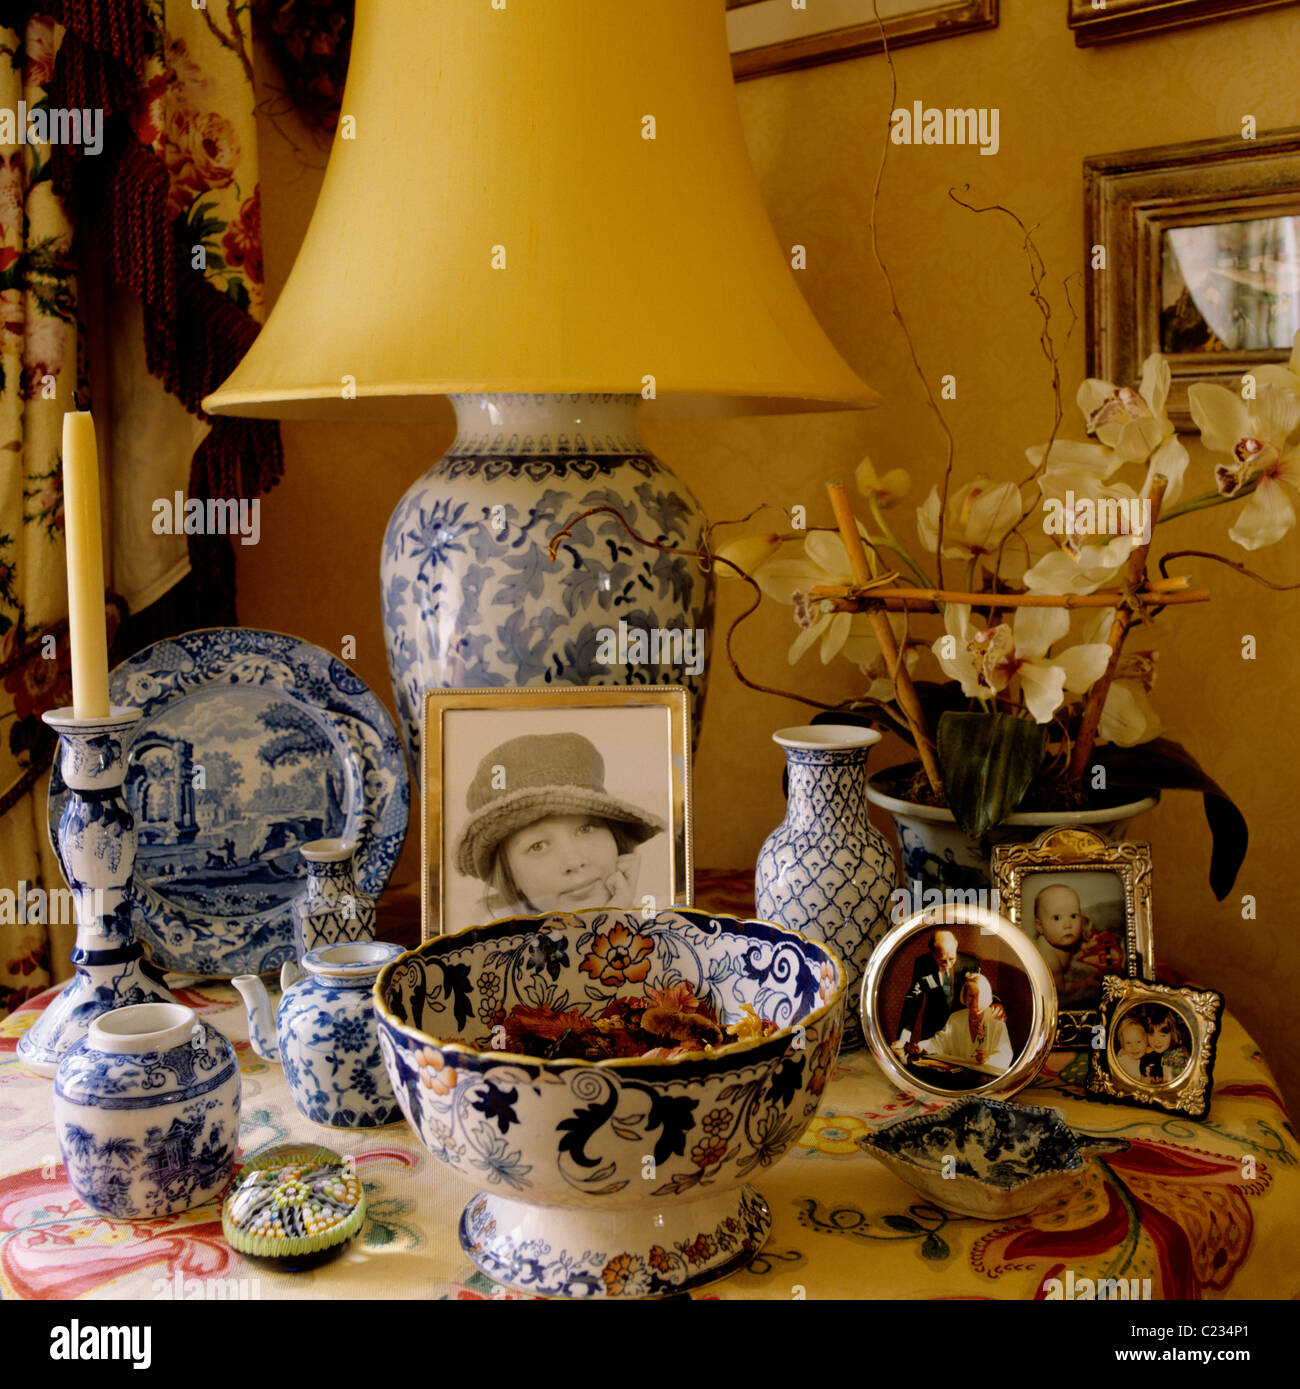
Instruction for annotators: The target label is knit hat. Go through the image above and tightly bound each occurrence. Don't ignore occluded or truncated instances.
[454,732,666,882]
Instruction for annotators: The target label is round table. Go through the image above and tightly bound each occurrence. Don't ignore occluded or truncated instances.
[2,967,1295,1300]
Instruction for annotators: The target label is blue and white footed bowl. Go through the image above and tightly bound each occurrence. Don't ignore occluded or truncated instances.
[375,908,845,1299]
[857,1096,1130,1219]
[53,1003,240,1220]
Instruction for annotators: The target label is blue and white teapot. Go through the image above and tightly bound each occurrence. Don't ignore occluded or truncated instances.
[234,941,404,1128]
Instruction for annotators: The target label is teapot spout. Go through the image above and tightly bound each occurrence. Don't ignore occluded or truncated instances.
[232,974,280,1064]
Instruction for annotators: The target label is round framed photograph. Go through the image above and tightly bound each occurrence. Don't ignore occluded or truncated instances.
[860,904,1058,1101]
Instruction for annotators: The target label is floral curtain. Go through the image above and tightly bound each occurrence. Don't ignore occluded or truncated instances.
[0,2,273,1018]
[0,12,87,1015]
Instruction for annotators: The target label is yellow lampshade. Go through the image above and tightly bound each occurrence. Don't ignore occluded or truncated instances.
[203,0,878,422]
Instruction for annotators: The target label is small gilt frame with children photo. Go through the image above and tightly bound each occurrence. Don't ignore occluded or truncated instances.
[421,686,693,937]
[992,826,1155,1050]
[1087,976,1223,1121]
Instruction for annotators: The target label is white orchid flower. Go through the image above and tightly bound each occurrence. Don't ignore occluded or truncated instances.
[855,455,911,509]
[932,605,1112,724]
[1077,610,1163,745]
[755,524,900,669]
[1026,437,1123,482]
[1253,330,1300,399]
[1189,381,1300,550]
[1021,543,1128,596]
[714,532,782,581]
[1074,355,1189,503]
[916,477,1021,566]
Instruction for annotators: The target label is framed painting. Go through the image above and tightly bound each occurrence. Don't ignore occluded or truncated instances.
[421,686,693,937]
[1068,0,1300,47]
[727,0,998,80]
[1084,127,1300,430]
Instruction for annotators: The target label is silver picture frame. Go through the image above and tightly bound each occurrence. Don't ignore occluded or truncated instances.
[992,826,1156,1051]
[860,902,1058,1102]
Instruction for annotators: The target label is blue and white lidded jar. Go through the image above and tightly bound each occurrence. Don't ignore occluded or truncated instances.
[53,1002,241,1219]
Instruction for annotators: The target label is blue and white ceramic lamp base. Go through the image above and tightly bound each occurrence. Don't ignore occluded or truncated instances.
[19,707,177,1078]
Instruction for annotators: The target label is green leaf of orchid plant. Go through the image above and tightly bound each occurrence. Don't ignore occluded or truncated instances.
[936,711,1046,839]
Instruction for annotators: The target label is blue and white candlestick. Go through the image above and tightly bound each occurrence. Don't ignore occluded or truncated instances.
[17,706,176,1077]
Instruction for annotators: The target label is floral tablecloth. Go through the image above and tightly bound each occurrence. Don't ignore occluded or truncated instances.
[2,973,1295,1301]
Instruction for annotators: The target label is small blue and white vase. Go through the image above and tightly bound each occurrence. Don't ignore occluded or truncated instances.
[234,940,405,1128]
[755,725,897,1050]
[53,1002,240,1219]
[18,707,176,1077]
[292,839,377,961]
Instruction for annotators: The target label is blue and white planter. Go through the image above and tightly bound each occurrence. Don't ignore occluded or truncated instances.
[865,774,1161,897]
[54,1002,240,1219]
[19,707,177,1077]
[234,940,405,1128]
[292,839,377,961]
[755,726,896,1050]
[380,394,713,776]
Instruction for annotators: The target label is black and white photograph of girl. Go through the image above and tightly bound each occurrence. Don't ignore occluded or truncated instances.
[441,706,675,931]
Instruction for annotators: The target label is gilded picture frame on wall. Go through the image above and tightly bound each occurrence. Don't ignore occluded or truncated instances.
[420,686,693,938]
[726,0,998,80]
[1087,976,1224,1121]
[1084,127,1300,430]
[1068,0,1300,47]
[992,826,1155,1051]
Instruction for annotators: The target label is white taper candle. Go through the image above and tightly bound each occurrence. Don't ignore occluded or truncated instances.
[62,410,110,718]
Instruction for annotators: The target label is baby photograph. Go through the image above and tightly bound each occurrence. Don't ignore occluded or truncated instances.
[440,705,676,932]
[1019,869,1127,1013]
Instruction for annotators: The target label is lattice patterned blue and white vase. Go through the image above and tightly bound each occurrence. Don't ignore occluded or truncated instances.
[18,707,177,1077]
[755,725,897,1050]
[292,839,377,961]
[234,940,405,1128]
[53,1002,240,1219]
[380,394,712,777]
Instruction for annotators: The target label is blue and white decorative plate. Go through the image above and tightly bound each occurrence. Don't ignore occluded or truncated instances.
[49,629,409,979]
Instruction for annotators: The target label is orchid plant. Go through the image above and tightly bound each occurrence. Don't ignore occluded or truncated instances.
[714,340,1300,896]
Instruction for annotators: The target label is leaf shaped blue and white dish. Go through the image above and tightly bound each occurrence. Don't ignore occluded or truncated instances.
[857,1096,1128,1219]
[49,629,409,979]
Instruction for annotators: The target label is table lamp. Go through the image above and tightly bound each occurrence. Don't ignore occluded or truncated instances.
[204,0,879,774]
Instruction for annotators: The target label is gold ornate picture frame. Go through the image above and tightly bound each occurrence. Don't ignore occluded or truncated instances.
[420,686,692,938]
[992,826,1155,1050]
[726,0,998,80]
[1088,976,1223,1121]
[1084,127,1300,430]
[860,903,1058,1102]
[1068,0,1300,47]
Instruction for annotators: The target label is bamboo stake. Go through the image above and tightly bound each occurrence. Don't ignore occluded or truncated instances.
[809,580,1206,610]
[1067,477,1169,783]
[826,481,943,796]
